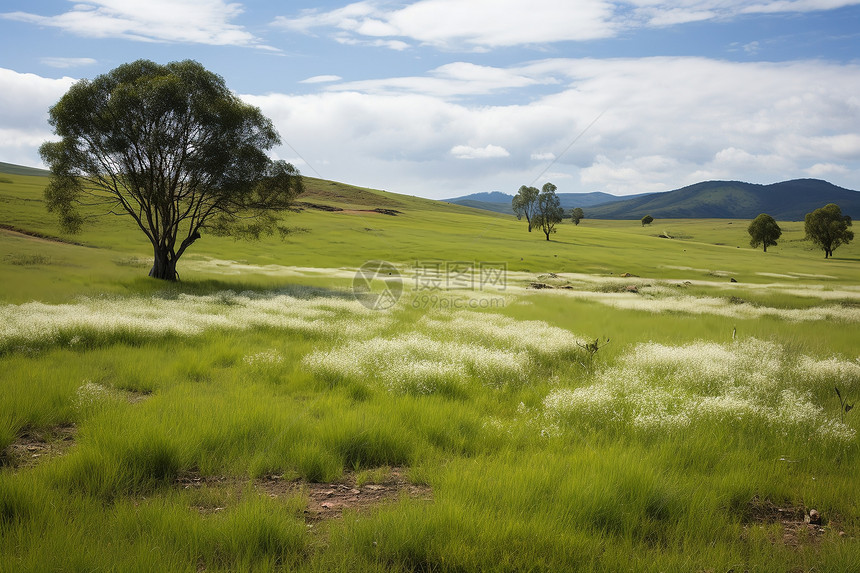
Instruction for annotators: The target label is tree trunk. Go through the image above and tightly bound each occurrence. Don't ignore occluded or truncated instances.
[149,247,178,281]
[544,230,550,241]
[763,244,767,252]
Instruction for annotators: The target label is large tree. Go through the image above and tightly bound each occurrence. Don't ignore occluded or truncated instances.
[533,183,564,241]
[747,213,782,252]
[512,185,539,232]
[804,203,853,258]
[40,59,303,280]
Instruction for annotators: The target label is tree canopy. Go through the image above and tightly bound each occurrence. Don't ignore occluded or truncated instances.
[533,183,564,241]
[570,207,584,225]
[641,215,654,227]
[804,203,853,258]
[512,185,539,232]
[747,213,782,252]
[40,59,303,280]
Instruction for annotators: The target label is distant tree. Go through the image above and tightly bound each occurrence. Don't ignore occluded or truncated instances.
[40,59,303,281]
[570,207,584,225]
[533,183,565,241]
[641,215,654,226]
[512,185,539,232]
[804,203,854,258]
[747,213,782,252]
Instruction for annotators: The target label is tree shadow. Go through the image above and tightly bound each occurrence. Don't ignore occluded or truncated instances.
[124,276,355,301]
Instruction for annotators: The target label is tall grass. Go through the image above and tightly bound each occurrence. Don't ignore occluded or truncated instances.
[1,174,859,570]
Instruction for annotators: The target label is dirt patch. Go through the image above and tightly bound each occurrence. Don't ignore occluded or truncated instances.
[340,208,402,216]
[297,203,402,216]
[296,201,344,212]
[259,467,432,522]
[123,389,152,404]
[177,467,432,522]
[1,424,77,469]
[742,496,842,547]
[0,224,85,246]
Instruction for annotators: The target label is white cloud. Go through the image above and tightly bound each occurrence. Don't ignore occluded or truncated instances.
[451,144,511,159]
[642,8,717,26]
[806,163,849,177]
[327,61,548,97]
[299,75,342,84]
[741,0,860,14]
[0,69,76,130]
[274,0,618,49]
[743,41,761,54]
[241,56,860,197]
[0,68,76,167]
[274,0,860,50]
[40,57,98,69]
[4,55,860,198]
[2,0,268,48]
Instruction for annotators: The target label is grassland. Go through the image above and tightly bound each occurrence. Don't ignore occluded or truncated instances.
[1,170,859,571]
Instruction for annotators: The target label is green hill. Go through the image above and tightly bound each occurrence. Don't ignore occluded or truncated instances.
[587,179,860,220]
[0,161,50,177]
[445,191,642,215]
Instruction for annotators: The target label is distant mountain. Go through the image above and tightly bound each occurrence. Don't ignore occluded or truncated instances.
[0,162,50,177]
[586,179,860,220]
[444,190,643,215]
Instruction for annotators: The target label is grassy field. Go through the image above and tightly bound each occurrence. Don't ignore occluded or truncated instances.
[1,170,859,571]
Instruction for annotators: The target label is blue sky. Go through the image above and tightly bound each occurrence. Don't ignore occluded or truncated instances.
[2,1,860,199]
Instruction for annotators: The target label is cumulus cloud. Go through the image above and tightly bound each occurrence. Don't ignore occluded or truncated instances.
[40,57,98,69]
[451,144,511,159]
[299,75,343,84]
[806,163,850,176]
[5,54,860,198]
[274,0,618,49]
[0,68,76,166]
[1,0,269,48]
[274,0,860,50]
[327,61,548,97]
[241,56,860,197]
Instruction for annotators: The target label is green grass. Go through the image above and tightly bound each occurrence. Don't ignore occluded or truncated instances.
[1,171,859,571]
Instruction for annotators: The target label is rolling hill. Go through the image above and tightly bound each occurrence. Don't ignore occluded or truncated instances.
[444,190,643,215]
[0,162,50,177]
[585,179,860,220]
[447,179,860,220]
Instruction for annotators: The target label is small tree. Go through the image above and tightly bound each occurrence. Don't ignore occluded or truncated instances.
[747,213,782,252]
[512,185,539,232]
[533,183,564,241]
[805,203,854,258]
[40,59,303,280]
[641,215,654,226]
[570,207,584,225]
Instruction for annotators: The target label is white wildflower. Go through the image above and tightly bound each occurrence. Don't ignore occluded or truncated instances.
[302,332,531,394]
[544,338,856,444]
[75,381,120,410]
[242,349,284,367]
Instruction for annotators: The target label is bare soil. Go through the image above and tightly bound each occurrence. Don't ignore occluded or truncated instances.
[0,224,84,246]
[177,467,432,522]
[742,496,844,547]
[1,423,77,469]
[259,467,431,522]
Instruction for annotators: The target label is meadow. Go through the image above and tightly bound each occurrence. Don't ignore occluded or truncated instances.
[1,170,859,571]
